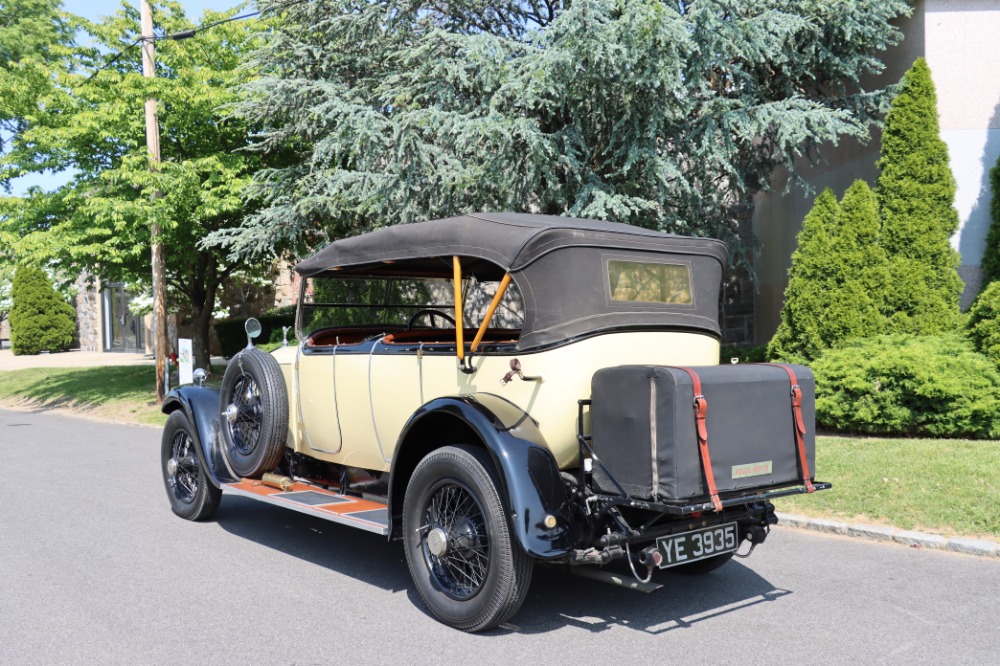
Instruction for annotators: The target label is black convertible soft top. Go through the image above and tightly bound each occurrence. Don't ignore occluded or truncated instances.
[295,213,728,349]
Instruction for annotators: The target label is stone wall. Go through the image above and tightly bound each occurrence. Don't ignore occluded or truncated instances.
[75,272,103,352]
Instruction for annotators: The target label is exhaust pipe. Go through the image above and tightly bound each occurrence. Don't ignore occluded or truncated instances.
[569,566,663,593]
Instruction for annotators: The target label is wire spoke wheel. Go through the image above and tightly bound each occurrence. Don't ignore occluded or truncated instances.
[218,347,289,479]
[226,375,262,456]
[167,429,199,504]
[403,445,533,632]
[422,481,490,600]
[160,411,221,521]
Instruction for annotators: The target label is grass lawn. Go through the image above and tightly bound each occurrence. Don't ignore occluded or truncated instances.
[0,365,168,426]
[777,436,1000,540]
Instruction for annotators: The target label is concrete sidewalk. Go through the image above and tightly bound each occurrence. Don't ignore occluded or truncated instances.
[0,349,154,371]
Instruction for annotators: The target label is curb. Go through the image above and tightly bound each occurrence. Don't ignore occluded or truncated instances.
[775,512,1000,559]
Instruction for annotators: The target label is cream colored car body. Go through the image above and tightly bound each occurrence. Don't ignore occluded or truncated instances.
[271,331,719,473]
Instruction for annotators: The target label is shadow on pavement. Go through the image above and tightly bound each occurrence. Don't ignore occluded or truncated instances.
[496,561,790,635]
[214,496,411,593]
[215,495,791,634]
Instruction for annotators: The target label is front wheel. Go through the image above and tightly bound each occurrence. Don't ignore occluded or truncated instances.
[161,410,221,521]
[402,445,533,632]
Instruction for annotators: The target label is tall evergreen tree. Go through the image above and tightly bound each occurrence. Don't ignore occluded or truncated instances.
[768,189,841,361]
[769,181,888,361]
[876,57,962,333]
[836,179,890,332]
[214,0,910,270]
[979,154,1000,289]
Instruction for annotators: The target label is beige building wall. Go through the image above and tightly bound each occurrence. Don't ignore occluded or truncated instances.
[926,0,1000,302]
[754,1,1000,343]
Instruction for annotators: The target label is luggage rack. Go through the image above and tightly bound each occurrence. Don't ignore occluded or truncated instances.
[576,399,830,516]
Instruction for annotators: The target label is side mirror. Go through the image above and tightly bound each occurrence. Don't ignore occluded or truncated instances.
[245,318,262,349]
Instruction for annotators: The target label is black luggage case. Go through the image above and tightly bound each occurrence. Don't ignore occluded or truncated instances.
[589,364,815,503]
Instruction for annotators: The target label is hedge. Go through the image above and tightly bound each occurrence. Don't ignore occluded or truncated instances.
[214,306,295,358]
[967,282,1000,366]
[811,334,1000,439]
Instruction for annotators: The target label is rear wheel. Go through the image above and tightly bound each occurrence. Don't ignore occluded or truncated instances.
[219,347,288,478]
[403,445,533,632]
[161,411,221,521]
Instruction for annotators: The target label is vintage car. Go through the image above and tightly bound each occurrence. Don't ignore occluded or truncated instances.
[160,212,828,631]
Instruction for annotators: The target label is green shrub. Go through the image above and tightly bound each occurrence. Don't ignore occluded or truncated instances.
[719,344,768,364]
[8,265,76,356]
[812,334,1000,439]
[967,282,1000,365]
[214,307,296,358]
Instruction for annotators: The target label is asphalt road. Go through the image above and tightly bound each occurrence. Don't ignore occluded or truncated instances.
[2,407,999,666]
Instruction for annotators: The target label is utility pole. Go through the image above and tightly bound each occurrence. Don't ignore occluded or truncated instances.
[141,0,169,402]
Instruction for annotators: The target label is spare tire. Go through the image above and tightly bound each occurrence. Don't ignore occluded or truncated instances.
[220,347,289,478]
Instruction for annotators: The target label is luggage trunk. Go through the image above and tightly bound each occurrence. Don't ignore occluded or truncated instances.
[589,364,815,503]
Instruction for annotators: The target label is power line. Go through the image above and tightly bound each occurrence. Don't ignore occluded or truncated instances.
[166,0,313,40]
[3,0,313,149]
[84,0,312,82]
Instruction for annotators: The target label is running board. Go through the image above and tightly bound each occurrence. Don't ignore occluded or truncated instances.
[223,479,389,536]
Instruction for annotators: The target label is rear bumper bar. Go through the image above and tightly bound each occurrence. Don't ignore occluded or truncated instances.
[600,481,832,516]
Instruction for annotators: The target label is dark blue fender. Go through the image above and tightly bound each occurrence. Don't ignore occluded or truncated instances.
[162,386,241,488]
[388,394,578,560]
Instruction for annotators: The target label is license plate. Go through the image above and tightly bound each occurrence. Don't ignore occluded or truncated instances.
[656,522,739,569]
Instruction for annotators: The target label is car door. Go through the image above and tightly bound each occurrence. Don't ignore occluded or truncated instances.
[295,345,342,454]
[368,338,424,462]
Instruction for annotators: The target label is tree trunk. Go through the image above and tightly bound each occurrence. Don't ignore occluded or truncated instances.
[190,301,214,373]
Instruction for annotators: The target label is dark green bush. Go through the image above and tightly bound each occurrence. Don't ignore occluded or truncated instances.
[967,282,1000,365]
[214,307,296,358]
[812,334,1000,438]
[9,265,76,356]
[719,344,768,364]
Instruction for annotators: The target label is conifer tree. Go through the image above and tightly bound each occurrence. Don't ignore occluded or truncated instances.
[769,189,840,361]
[216,0,910,271]
[769,182,888,361]
[9,265,76,355]
[836,179,890,332]
[876,57,962,333]
[979,155,1000,289]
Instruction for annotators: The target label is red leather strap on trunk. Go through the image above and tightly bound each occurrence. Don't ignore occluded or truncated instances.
[768,364,815,493]
[671,367,723,512]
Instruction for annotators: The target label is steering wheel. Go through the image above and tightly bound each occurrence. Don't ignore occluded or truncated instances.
[406,309,457,331]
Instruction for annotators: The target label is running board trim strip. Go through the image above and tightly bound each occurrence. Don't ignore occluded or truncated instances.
[223,479,389,536]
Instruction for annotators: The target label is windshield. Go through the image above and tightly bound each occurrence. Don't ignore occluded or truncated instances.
[299,275,523,338]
